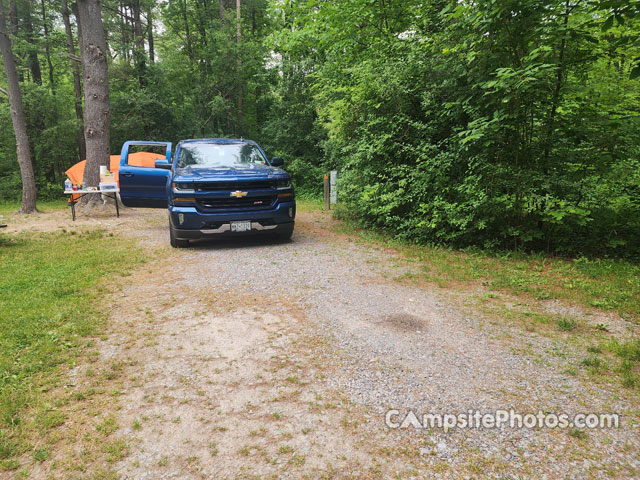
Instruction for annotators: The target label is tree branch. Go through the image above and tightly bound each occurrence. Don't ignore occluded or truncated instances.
[0,86,8,96]
[57,51,82,62]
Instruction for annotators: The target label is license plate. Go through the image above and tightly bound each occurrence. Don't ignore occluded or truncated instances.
[230,221,251,232]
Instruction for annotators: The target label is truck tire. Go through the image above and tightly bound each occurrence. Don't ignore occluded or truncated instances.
[170,223,189,248]
[275,223,294,241]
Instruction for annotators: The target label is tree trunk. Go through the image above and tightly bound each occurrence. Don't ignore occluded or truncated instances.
[8,0,17,35]
[62,0,86,161]
[218,0,225,22]
[8,1,22,81]
[40,0,55,94]
[118,2,129,62]
[236,0,242,134]
[543,0,571,166]
[182,0,194,64]
[0,0,37,213]
[147,5,154,64]
[194,0,208,48]
[75,0,110,198]
[132,0,146,86]
[72,2,84,59]
[23,3,42,85]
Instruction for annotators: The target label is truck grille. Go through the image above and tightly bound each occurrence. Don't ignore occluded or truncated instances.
[195,180,276,191]
[197,195,277,211]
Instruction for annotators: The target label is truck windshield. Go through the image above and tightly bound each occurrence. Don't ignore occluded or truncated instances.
[177,143,268,168]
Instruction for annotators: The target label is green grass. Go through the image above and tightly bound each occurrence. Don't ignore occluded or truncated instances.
[408,249,639,320]
[329,207,640,322]
[557,317,579,332]
[568,429,589,440]
[0,228,146,467]
[605,339,640,361]
[296,197,323,213]
[603,339,640,388]
[580,355,605,371]
[0,199,67,216]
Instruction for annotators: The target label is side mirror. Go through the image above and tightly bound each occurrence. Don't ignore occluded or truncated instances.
[271,157,284,167]
[155,160,172,170]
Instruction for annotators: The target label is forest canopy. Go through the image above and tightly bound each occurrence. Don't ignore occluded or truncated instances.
[1,0,639,256]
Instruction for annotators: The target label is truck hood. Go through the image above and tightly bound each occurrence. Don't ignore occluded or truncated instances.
[173,164,286,182]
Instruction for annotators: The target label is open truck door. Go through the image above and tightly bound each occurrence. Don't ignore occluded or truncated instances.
[119,141,173,208]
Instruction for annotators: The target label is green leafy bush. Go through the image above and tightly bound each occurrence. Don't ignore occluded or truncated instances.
[275,0,640,257]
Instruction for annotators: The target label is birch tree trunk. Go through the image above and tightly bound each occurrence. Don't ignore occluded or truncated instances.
[75,0,110,198]
[0,0,37,213]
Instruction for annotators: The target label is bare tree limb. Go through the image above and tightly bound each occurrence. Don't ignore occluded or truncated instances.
[0,86,8,96]
[56,51,83,62]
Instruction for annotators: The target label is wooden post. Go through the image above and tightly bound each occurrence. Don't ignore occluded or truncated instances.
[330,170,337,204]
[323,174,330,210]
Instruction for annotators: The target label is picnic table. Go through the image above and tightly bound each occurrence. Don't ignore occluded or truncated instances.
[64,188,120,221]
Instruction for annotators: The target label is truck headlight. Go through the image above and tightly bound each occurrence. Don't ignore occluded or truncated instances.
[172,182,195,192]
[276,178,291,189]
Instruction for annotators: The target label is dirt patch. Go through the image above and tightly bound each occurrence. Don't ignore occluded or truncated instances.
[377,313,428,332]
[0,203,163,236]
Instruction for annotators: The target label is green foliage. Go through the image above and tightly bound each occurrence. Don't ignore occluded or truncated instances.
[2,0,639,253]
[110,88,180,150]
[1,83,80,201]
[270,0,640,257]
[283,157,324,198]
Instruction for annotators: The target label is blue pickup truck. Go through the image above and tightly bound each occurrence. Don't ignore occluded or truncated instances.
[118,139,295,248]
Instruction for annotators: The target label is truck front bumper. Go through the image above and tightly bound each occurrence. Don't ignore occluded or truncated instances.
[169,201,295,240]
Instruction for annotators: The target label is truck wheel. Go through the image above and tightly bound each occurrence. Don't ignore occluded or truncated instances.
[170,223,189,248]
[275,223,294,241]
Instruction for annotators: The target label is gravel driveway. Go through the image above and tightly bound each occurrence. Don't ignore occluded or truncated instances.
[24,206,638,479]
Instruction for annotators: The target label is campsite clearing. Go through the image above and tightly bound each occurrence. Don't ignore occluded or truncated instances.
[0,203,638,479]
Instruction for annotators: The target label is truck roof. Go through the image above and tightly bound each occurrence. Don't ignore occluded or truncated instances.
[178,138,257,146]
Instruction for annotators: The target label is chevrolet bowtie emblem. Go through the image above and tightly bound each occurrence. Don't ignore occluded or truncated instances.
[230,191,248,198]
